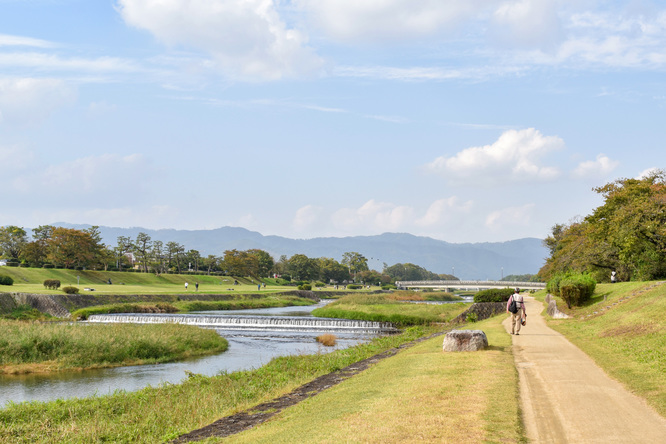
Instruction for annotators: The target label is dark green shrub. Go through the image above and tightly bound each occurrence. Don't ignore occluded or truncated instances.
[43,279,61,290]
[546,273,565,296]
[7,261,18,267]
[347,284,362,290]
[43,264,55,269]
[381,284,397,290]
[297,284,312,291]
[62,286,80,294]
[473,287,514,303]
[0,275,14,285]
[314,282,325,287]
[558,273,596,308]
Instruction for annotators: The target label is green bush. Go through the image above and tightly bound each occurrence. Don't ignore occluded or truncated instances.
[7,261,19,267]
[558,273,596,308]
[0,275,14,286]
[314,282,325,287]
[546,273,565,296]
[43,279,61,290]
[297,284,312,291]
[381,284,397,290]
[473,288,514,303]
[347,284,362,290]
[62,286,80,294]
[43,264,55,269]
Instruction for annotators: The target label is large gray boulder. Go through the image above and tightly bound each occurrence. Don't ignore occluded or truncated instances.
[442,329,488,352]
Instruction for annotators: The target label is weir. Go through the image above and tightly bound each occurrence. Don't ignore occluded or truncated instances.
[86,313,399,334]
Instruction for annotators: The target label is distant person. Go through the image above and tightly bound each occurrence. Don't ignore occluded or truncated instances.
[611,271,617,283]
[107,278,112,285]
[195,282,199,291]
[258,284,261,291]
[185,282,189,290]
[507,288,526,335]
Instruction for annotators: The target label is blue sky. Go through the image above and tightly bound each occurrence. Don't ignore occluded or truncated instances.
[1,0,665,243]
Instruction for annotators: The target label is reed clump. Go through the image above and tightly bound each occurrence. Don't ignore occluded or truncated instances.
[0,320,228,374]
[316,334,337,346]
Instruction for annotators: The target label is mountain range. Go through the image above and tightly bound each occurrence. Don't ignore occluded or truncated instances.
[55,224,548,280]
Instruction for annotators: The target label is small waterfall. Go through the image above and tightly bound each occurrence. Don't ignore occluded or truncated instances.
[86,313,399,334]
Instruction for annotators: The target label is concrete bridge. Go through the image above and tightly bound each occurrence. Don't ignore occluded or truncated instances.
[395,280,546,292]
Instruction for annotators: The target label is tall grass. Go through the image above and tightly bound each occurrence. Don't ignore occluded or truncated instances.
[0,320,228,374]
[0,326,436,443]
[312,293,468,326]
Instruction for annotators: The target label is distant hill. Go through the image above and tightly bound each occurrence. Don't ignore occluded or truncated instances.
[53,224,547,280]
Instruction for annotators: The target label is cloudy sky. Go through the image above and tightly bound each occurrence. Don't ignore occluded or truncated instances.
[1,0,665,243]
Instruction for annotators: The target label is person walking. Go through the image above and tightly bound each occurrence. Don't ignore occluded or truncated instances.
[507,288,526,335]
[185,282,189,290]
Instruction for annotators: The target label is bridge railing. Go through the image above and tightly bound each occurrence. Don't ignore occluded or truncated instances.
[395,280,546,288]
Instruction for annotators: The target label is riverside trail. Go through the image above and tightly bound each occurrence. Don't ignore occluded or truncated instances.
[505,296,666,443]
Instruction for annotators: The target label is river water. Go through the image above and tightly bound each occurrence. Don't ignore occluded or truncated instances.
[0,301,386,407]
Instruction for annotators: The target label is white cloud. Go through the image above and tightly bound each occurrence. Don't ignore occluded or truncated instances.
[298,0,488,43]
[293,205,322,231]
[415,197,473,227]
[0,78,76,127]
[426,128,564,184]
[637,167,661,180]
[332,199,414,233]
[0,34,57,48]
[0,145,35,174]
[572,154,619,178]
[489,0,563,50]
[10,154,153,204]
[485,203,535,232]
[116,0,323,80]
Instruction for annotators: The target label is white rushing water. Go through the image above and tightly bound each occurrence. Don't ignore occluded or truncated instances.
[86,313,399,333]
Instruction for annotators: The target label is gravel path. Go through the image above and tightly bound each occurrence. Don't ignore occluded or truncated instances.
[505,296,666,443]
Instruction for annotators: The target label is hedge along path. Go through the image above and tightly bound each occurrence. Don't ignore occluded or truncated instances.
[506,296,666,443]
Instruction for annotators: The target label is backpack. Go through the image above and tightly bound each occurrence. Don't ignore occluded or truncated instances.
[508,297,519,314]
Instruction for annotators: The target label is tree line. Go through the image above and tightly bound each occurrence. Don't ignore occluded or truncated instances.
[539,170,666,283]
[0,226,455,284]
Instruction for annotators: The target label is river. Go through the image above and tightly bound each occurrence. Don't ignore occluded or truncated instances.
[0,301,386,407]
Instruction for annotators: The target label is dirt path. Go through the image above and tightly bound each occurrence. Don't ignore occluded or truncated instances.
[504,296,666,443]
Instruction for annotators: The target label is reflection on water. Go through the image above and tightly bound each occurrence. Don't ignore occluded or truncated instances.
[0,300,379,407]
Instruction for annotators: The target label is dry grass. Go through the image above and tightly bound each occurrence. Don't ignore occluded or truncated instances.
[227,314,522,443]
[316,334,336,347]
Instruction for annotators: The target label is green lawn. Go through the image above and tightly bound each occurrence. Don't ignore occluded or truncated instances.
[227,314,523,444]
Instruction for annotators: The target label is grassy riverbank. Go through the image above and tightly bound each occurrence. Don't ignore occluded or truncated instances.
[226,312,522,443]
[0,326,438,443]
[543,281,666,417]
[312,293,468,326]
[71,294,316,319]
[0,320,228,374]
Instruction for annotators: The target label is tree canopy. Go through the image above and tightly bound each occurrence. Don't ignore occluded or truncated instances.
[539,170,666,282]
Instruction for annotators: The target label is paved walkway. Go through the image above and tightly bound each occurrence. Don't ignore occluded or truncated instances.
[504,296,666,443]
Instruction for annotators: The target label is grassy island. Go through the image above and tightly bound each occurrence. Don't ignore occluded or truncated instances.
[0,321,228,374]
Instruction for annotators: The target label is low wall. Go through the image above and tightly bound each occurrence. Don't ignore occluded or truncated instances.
[0,293,18,314]
[1,293,71,318]
[453,302,506,323]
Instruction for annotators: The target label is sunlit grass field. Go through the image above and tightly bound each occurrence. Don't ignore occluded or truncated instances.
[227,313,523,444]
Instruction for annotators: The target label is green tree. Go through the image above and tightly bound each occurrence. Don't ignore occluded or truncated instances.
[247,249,274,277]
[134,232,152,273]
[539,171,666,282]
[287,254,320,281]
[318,257,350,283]
[0,225,28,260]
[341,252,369,279]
